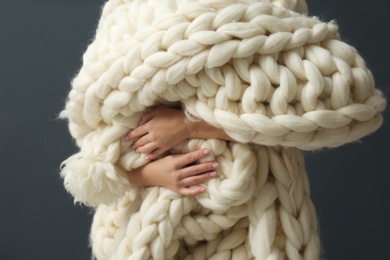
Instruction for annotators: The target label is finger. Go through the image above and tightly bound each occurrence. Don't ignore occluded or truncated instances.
[139,110,158,126]
[177,149,210,166]
[132,135,150,150]
[146,148,165,161]
[180,171,217,187]
[179,186,207,196]
[126,124,148,141]
[180,161,219,179]
[136,143,157,155]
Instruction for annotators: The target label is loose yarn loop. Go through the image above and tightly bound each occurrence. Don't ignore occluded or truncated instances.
[60,0,386,259]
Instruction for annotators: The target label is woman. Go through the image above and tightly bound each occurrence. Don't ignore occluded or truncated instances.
[60,0,386,259]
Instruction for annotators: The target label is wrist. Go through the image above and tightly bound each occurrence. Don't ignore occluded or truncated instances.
[127,165,151,188]
[188,119,213,139]
[188,119,233,141]
[187,119,198,139]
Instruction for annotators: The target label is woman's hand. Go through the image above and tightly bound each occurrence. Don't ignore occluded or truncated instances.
[128,149,219,196]
[125,107,234,160]
[125,108,192,160]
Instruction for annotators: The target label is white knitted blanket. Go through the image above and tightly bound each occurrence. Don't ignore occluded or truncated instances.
[60,0,386,259]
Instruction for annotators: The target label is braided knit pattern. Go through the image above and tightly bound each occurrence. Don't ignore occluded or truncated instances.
[60,0,386,259]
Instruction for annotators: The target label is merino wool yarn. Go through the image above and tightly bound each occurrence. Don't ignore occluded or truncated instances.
[60,0,387,259]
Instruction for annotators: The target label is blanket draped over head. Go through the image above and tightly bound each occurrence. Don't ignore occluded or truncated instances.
[60,0,386,259]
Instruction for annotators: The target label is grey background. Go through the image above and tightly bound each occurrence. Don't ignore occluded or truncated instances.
[0,0,388,259]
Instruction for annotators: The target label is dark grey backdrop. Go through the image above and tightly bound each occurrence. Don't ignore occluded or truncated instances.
[0,0,388,259]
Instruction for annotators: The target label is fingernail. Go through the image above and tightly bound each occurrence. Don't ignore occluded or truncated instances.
[132,145,136,150]
[124,136,129,141]
[212,163,219,169]
[200,187,206,193]
[203,149,209,155]
[210,171,217,177]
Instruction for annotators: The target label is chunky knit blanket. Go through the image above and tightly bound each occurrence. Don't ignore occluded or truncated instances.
[60,0,386,259]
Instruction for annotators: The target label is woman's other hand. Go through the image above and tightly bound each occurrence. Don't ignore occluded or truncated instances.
[128,149,219,196]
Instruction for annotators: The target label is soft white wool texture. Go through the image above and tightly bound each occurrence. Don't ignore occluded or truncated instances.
[60,0,386,259]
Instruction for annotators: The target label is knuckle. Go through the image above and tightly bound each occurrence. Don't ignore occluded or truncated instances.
[187,167,195,176]
[171,160,180,169]
[153,150,162,158]
[209,163,215,170]
[196,175,207,183]
[132,129,139,135]
[139,146,148,153]
[148,153,156,160]
[172,171,181,182]
[196,165,205,174]
[204,174,213,181]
